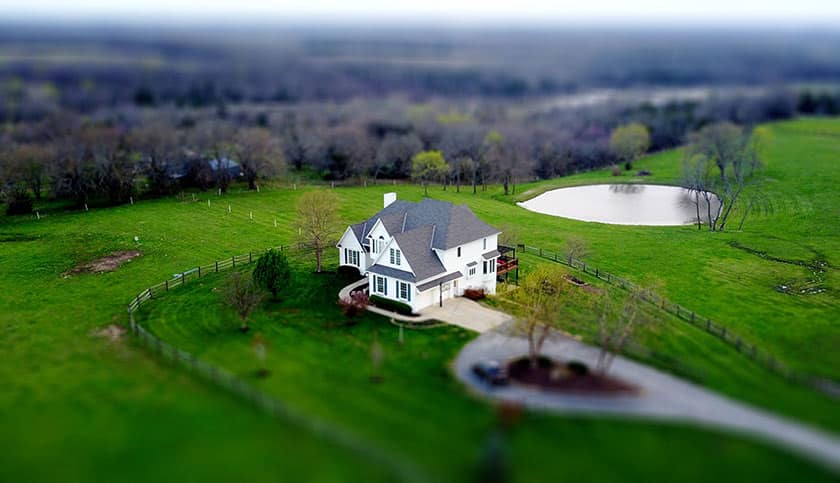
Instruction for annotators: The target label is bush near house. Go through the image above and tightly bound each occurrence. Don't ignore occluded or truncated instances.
[369,294,414,315]
[339,291,370,317]
[463,288,486,300]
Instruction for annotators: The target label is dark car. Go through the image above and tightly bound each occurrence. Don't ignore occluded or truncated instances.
[472,360,508,386]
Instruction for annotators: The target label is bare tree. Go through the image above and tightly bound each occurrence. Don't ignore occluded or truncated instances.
[373,133,422,181]
[595,286,652,374]
[223,271,265,333]
[5,143,51,200]
[89,126,136,204]
[191,120,237,193]
[234,127,285,190]
[517,265,568,369]
[564,236,589,264]
[129,121,180,196]
[296,190,340,272]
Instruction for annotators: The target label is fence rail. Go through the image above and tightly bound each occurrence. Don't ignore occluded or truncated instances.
[126,242,427,483]
[520,244,839,398]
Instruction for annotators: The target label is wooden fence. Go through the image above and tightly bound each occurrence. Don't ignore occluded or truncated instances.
[521,244,839,399]
[126,243,428,483]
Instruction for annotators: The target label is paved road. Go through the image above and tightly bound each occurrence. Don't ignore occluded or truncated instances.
[455,323,840,473]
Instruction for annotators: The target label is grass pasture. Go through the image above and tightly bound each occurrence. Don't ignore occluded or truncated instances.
[0,117,838,482]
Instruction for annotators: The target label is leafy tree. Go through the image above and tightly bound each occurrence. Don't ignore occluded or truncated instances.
[129,121,180,196]
[253,248,291,301]
[411,150,449,196]
[223,271,265,333]
[296,190,341,272]
[609,123,651,170]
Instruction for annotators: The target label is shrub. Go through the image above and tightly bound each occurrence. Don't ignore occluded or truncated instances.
[636,169,652,176]
[253,248,291,300]
[339,291,369,317]
[566,360,589,375]
[4,187,33,216]
[369,294,413,315]
[463,288,486,300]
[611,165,622,176]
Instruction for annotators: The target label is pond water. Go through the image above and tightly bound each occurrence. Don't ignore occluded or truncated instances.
[518,184,722,226]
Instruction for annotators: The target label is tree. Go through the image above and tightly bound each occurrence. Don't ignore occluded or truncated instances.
[223,271,265,333]
[129,121,180,196]
[564,236,589,264]
[411,150,449,196]
[517,266,568,369]
[685,122,765,231]
[234,127,285,190]
[609,123,650,170]
[5,143,51,200]
[373,133,422,181]
[253,248,292,300]
[595,285,654,374]
[191,120,237,193]
[89,127,136,205]
[681,150,718,230]
[296,190,340,273]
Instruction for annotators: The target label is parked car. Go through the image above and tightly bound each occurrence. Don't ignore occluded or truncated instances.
[472,360,508,386]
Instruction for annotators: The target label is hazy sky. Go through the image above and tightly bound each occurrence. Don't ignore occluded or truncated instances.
[4,0,840,26]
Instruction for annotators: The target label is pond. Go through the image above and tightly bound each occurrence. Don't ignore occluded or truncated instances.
[518,184,721,226]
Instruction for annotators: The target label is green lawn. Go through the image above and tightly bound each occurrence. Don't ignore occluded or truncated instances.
[1,117,838,482]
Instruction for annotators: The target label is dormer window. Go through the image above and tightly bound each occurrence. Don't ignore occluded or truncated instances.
[389,248,401,266]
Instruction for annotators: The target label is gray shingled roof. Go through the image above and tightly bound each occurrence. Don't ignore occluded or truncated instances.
[352,197,500,283]
[482,249,501,259]
[417,271,463,292]
[367,264,416,282]
[391,225,446,282]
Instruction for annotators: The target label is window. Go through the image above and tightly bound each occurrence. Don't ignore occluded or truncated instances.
[457,247,461,257]
[398,281,411,301]
[483,238,487,250]
[389,248,401,266]
[345,249,359,266]
[483,261,488,274]
[490,259,496,273]
[468,267,476,278]
[375,275,387,295]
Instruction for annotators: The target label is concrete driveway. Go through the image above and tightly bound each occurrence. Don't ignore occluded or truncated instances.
[454,323,840,474]
[419,297,512,332]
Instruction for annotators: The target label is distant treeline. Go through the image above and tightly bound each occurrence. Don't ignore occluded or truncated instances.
[4,25,840,117]
[3,84,830,215]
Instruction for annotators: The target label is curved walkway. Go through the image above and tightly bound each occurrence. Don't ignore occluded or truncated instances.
[455,323,840,473]
[339,278,512,332]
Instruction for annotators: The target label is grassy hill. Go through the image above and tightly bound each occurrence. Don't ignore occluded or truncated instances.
[0,117,838,482]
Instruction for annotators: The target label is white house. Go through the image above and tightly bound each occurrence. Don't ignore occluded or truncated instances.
[337,193,502,313]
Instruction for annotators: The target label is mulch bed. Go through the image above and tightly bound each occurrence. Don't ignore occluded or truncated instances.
[507,356,638,396]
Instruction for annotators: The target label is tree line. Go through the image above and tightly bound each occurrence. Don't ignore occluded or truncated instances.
[0,87,818,216]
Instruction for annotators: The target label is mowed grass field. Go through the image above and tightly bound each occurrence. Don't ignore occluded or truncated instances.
[0,117,838,482]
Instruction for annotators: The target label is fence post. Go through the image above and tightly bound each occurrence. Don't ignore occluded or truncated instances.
[595,268,599,278]
[582,263,586,273]
[721,327,727,339]
[198,266,201,278]
[148,288,153,299]
[539,248,543,257]
[249,252,252,263]
[690,311,695,323]
[216,261,219,273]
[232,255,236,268]
[706,319,711,331]
[165,279,169,291]
[607,273,611,282]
